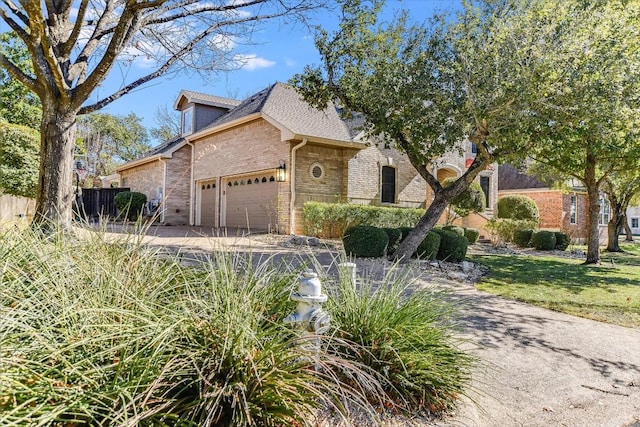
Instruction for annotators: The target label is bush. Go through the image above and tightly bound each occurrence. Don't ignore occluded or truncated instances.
[486,218,538,245]
[327,267,474,414]
[398,226,414,242]
[342,225,389,258]
[531,230,557,250]
[382,227,403,256]
[554,231,571,251]
[303,201,423,238]
[513,229,534,247]
[0,122,39,198]
[442,225,465,236]
[114,191,147,220]
[464,228,480,244]
[416,231,442,260]
[497,195,540,222]
[432,228,468,262]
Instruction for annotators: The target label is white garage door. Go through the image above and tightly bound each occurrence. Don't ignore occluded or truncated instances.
[225,174,278,231]
[200,179,217,227]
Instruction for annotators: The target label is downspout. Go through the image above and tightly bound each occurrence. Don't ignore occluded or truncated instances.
[186,141,194,225]
[159,158,167,223]
[290,138,308,234]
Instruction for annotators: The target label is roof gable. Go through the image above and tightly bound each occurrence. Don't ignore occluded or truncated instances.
[173,90,240,111]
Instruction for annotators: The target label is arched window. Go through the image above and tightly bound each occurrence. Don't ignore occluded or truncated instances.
[381,166,396,204]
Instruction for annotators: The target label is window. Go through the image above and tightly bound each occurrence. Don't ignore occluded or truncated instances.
[598,198,610,225]
[479,176,490,208]
[632,218,639,229]
[181,107,194,135]
[381,166,396,204]
[570,194,577,224]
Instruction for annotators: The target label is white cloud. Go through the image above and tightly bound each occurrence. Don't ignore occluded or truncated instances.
[284,58,296,67]
[234,54,276,71]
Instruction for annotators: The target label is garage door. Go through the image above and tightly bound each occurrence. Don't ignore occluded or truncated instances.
[225,174,278,231]
[200,179,217,227]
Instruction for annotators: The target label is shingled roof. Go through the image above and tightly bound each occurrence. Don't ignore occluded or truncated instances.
[201,82,353,142]
[174,90,241,110]
[498,164,550,190]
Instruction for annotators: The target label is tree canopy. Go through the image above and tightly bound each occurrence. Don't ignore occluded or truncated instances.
[0,121,39,198]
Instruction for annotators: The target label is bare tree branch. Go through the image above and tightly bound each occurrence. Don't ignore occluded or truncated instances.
[0,52,37,92]
[1,0,28,25]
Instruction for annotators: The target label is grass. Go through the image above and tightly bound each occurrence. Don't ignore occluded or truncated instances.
[470,241,640,328]
[0,224,473,425]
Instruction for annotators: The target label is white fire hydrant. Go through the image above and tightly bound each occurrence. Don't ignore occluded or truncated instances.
[284,270,330,334]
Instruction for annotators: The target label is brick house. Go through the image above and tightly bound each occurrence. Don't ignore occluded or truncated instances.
[498,164,612,241]
[118,82,498,234]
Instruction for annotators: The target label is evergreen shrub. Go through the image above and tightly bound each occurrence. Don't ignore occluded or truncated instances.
[432,229,468,262]
[302,201,423,238]
[497,195,540,222]
[114,191,147,220]
[464,228,480,244]
[382,227,403,256]
[442,225,465,236]
[531,230,557,251]
[554,231,571,251]
[513,229,534,247]
[415,231,441,260]
[342,225,389,258]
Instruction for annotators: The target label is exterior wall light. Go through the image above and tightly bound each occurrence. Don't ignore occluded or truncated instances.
[276,160,286,182]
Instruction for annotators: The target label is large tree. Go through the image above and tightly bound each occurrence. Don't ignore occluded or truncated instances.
[0,31,40,128]
[602,173,640,252]
[292,0,562,260]
[0,0,325,231]
[77,112,151,177]
[524,0,640,264]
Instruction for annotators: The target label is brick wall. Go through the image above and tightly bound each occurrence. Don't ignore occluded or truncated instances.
[192,118,291,232]
[163,145,192,225]
[347,145,426,208]
[119,160,164,206]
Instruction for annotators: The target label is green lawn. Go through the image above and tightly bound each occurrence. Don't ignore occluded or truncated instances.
[469,242,640,328]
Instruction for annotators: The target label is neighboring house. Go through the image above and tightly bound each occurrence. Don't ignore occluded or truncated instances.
[118,82,498,234]
[498,164,611,241]
[626,206,640,235]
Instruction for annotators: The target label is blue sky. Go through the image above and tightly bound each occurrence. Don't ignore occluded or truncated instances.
[98,0,460,140]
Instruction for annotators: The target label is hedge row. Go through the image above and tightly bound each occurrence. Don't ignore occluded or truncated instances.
[302,202,424,238]
[343,225,473,262]
[513,229,571,251]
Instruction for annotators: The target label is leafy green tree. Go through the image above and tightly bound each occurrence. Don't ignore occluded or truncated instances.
[602,173,640,252]
[442,178,484,225]
[0,1,326,231]
[77,112,152,177]
[525,0,640,263]
[0,121,39,197]
[292,0,557,260]
[0,32,41,128]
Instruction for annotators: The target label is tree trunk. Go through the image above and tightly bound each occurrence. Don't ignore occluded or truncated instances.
[584,159,601,264]
[392,192,450,261]
[624,215,634,241]
[605,199,624,252]
[33,107,78,233]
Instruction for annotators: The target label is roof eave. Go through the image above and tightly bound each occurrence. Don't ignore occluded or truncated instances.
[186,113,263,141]
[291,134,367,149]
[117,154,165,172]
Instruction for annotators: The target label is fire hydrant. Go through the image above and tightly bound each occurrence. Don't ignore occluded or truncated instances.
[284,270,330,334]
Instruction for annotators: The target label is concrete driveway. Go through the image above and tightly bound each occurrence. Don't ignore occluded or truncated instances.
[100,225,640,426]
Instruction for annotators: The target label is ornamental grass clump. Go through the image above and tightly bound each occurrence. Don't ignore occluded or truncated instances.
[0,225,379,426]
[326,265,474,415]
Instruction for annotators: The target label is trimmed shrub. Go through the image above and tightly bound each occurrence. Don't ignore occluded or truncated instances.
[442,225,465,236]
[554,231,571,251]
[497,195,540,222]
[464,228,480,244]
[342,225,389,258]
[432,228,468,262]
[398,226,414,242]
[486,218,538,245]
[513,229,534,248]
[303,201,423,238]
[531,230,557,251]
[416,231,442,260]
[114,191,147,220]
[382,227,403,255]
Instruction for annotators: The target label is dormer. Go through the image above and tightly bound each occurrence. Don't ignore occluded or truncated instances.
[174,90,241,136]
